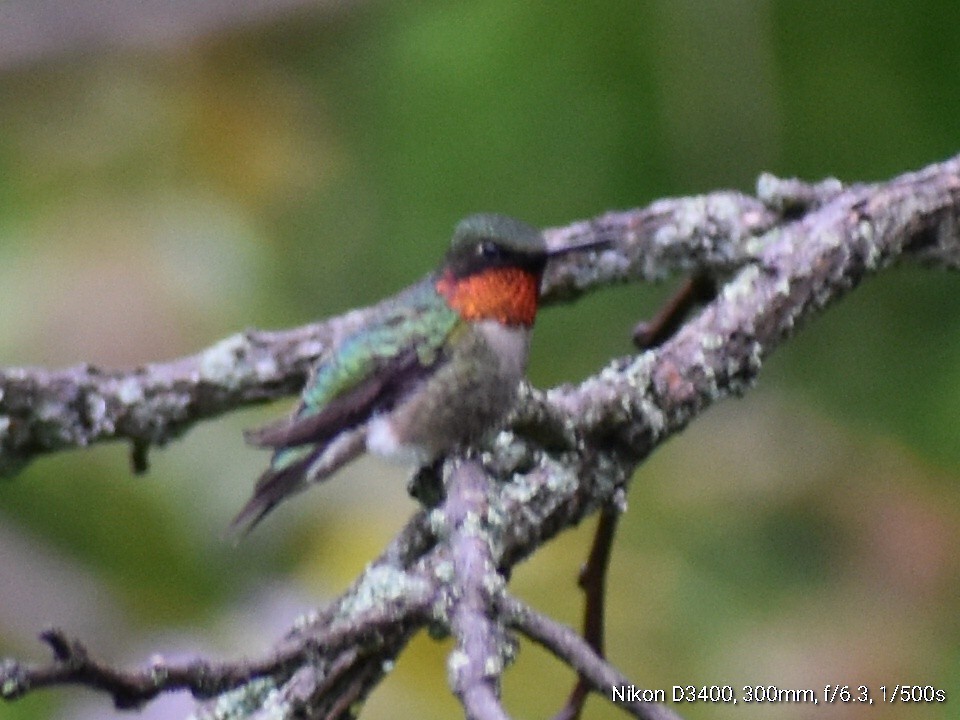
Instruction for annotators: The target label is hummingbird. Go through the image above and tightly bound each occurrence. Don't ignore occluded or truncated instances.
[233,213,607,533]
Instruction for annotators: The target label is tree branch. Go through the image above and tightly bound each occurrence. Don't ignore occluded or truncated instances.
[444,459,512,720]
[0,186,778,476]
[551,505,621,720]
[502,596,683,720]
[3,154,960,718]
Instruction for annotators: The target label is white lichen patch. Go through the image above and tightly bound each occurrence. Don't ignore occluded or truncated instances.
[199,334,247,384]
[339,564,429,618]
[428,507,449,537]
[117,376,145,405]
[744,231,773,257]
[254,355,278,379]
[542,461,578,495]
[721,263,761,302]
[481,569,505,597]
[484,654,504,676]
[636,395,666,436]
[85,393,110,432]
[858,219,883,269]
[590,245,632,278]
[484,430,529,470]
[447,649,469,682]
[2,668,21,698]
[188,677,277,720]
[433,558,454,583]
[485,500,507,528]
[499,476,539,505]
[36,399,63,423]
[700,331,724,351]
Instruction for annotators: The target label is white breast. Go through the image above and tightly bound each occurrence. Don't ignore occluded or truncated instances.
[475,319,531,378]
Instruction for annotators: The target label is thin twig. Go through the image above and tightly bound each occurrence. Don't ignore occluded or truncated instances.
[502,596,684,720]
[552,506,621,720]
[1,589,432,711]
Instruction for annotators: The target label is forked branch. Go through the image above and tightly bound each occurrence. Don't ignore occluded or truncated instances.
[3,155,960,718]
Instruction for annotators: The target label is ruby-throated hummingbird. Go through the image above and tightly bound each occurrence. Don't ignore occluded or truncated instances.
[234,214,606,533]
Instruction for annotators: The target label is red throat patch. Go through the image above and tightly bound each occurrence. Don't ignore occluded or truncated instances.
[436,267,540,326]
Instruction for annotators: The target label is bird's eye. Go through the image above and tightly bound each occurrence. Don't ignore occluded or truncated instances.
[477,240,500,258]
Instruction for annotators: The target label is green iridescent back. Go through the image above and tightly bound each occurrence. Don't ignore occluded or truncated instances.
[300,279,459,412]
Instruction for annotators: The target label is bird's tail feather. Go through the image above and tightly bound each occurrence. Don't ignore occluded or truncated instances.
[229,446,319,537]
[229,426,368,538]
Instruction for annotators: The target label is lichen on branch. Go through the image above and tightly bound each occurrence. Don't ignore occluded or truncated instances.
[2,154,960,719]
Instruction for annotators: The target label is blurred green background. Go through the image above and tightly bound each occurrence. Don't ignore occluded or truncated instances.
[1,2,959,719]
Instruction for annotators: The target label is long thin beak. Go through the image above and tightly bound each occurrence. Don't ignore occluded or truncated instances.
[545,236,612,258]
